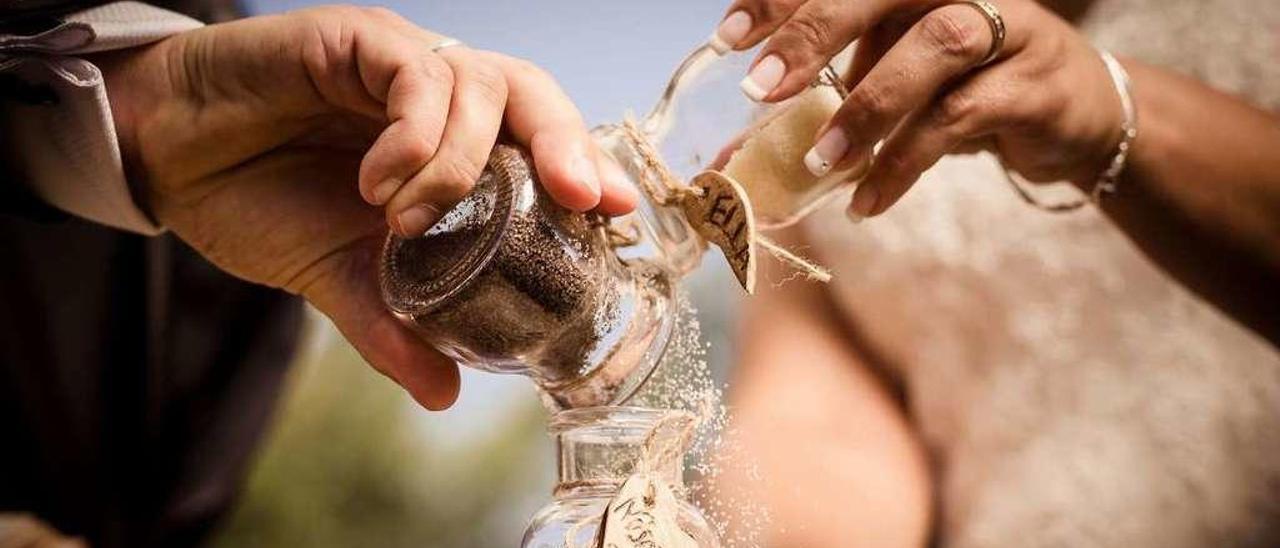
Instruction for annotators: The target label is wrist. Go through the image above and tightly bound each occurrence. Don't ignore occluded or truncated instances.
[1071,51,1138,199]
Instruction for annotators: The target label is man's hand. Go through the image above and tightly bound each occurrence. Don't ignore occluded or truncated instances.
[91,6,638,409]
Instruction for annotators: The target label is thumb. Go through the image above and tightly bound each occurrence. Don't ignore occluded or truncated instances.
[300,237,461,410]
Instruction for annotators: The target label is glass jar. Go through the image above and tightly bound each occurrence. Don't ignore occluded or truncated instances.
[521,406,721,548]
[380,145,675,410]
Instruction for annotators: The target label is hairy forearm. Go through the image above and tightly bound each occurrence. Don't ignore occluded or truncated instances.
[1102,58,1280,344]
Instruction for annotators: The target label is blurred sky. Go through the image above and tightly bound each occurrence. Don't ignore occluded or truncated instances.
[245,0,743,439]
[248,0,729,126]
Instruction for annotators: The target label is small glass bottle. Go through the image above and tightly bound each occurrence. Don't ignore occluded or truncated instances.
[598,42,853,230]
[592,41,854,282]
[521,406,721,548]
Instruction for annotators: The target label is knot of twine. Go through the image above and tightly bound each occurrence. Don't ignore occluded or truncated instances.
[603,216,642,249]
[619,118,832,284]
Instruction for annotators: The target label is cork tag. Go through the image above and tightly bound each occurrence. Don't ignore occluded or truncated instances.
[594,473,699,548]
[680,170,757,294]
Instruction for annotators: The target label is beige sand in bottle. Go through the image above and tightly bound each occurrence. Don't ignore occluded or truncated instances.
[722,85,846,227]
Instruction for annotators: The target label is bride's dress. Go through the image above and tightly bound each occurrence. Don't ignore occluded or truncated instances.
[801,0,1280,545]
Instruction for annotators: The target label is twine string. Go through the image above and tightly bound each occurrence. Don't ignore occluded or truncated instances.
[757,237,832,282]
[618,117,832,283]
[620,117,702,206]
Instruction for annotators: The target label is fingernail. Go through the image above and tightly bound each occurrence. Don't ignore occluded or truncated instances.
[804,127,850,177]
[371,177,402,205]
[574,153,602,206]
[740,54,785,102]
[848,183,879,223]
[602,157,639,202]
[710,11,752,55]
[396,204,439,237]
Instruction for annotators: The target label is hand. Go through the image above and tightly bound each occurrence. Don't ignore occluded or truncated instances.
[710,0,1125,219]
[92,6,637,409]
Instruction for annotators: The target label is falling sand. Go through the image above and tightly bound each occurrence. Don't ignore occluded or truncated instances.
[629,290,771,548]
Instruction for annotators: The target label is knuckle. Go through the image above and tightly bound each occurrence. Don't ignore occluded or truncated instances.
[467,64,509,105]
[753,0,808,24]
[876,149,914,179]
[934,88,980,128]
[418,55,455,87]
[511,57,552,84]
[361,6,403,24]
[783,13,837,50]
[919,8,987,61]
[436,156,484,199]
[327,4,366,22]
[847,83,893,121]
[1031,85,1067,125]
[401,131,439,166]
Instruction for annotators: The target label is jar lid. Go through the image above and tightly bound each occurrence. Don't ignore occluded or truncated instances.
[380,146,522,316]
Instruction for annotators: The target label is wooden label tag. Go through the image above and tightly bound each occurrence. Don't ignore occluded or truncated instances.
[680,170,757,294]
[595,473,699,548]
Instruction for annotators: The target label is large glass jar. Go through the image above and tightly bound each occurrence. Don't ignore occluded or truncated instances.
[380,145,674,410]
[521,406,721,548]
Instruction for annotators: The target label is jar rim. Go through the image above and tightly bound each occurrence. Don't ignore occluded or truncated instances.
[548,406,695,435]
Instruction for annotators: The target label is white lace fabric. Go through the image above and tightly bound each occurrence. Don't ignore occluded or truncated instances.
[801,1,1280,545]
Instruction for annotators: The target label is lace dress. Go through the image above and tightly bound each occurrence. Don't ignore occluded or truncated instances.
[800,1,1280,545]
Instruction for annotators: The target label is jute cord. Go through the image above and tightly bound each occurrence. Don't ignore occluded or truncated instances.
[618,118,833,283]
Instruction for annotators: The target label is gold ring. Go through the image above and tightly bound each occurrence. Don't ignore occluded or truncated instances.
[954,0,1005,67]
[430,38,464,53]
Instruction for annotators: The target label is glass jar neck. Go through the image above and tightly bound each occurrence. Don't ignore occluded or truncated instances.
[592,123,707,279]
[551,407,691,498]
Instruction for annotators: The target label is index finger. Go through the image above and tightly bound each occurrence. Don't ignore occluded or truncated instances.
[483,53,638,215]
[735,0,955,102]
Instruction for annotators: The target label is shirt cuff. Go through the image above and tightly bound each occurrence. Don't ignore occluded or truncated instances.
[0,1,203,235]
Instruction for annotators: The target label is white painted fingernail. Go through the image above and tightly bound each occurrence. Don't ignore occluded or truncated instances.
[847,183,879,223]
[740,54,785,102]
[371,177,402,205]
[710,11,752,55]
[804,128,850,177]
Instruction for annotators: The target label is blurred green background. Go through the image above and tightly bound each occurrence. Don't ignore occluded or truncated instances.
[208,329,556,548]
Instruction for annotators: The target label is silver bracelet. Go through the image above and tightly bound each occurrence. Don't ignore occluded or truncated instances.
[1002,49,1138,212]
[1093,50,1138,202]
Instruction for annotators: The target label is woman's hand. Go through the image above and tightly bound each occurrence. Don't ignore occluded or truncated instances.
[711,0,1125,219]
[92,6,637,409]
